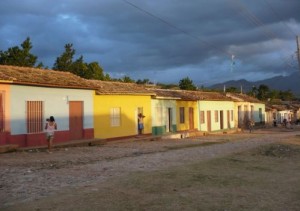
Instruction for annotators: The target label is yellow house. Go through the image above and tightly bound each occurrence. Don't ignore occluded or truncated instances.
[90,80,154,139]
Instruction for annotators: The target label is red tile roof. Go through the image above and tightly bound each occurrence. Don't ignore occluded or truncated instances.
[148,88,232,101]
[89,80,155,95]
[0,65,95,89]
[225,93,262,103]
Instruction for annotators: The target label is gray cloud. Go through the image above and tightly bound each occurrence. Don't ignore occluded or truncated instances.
[1,0,300,85]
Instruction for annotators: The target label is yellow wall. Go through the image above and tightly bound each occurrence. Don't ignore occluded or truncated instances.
[94,94,152,139]
[176,100,198,131]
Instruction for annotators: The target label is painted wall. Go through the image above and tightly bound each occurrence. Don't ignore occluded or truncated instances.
[198,100,235,131]
[94,94,152,139]
[234,102,266,128]
[234,102,251,128]
[151,99,177,135]
[0,84,11,144]
[176,100,198,131]
[0,84,10,132]
[10,85,94,135]
[253,103,266,123]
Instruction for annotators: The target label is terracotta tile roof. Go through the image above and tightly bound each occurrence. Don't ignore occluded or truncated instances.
[89,80,155,95]
[0,65,95,89]
[148,88,232,101]
[268,102,300,111]
[225,93,262,103]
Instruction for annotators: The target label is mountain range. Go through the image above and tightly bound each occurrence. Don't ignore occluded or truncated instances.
[209,71,300,97]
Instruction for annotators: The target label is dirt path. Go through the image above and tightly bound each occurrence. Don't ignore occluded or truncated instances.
[1,129,299,209]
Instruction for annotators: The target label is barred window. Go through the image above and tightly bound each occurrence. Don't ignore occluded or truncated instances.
[179,107,185,123]
[111,107,121,127]
[26,101,44,133]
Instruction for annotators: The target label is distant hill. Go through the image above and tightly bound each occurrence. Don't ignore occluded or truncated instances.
[209,71,300,97]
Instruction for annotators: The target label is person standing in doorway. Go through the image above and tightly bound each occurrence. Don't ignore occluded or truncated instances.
[45,116,57,153]
[138,113,145,135]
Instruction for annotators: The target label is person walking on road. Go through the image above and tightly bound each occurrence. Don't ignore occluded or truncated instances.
[45,116,57,153]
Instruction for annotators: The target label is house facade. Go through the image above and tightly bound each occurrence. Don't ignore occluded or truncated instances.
[151,98,177,135]
[198,100,235,132]
[91,80,154,139]
[0,65,95,147]
[226,93,265,128]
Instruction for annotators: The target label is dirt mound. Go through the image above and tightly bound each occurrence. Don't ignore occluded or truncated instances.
[257,144,300,158]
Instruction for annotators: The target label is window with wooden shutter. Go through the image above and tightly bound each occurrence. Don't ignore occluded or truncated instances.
[214,110,218,122]
[111,107,121,127]
[26,101,44,133]
[200,111,205,124]
[179,107,185,123]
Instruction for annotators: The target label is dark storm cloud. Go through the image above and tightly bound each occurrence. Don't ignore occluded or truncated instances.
[0,0,300,85]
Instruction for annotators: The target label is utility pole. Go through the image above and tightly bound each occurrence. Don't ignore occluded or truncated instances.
[297,36,300,71]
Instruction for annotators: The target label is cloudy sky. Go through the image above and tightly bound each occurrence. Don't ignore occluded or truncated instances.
[1,0,300,86]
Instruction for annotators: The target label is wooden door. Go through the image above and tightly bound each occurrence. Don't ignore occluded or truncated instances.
[189,107,194,129]
[168,108,172,132]
[227,110,230,129]
[220,110,224,130]
[69,101,83,140]
[207,111,211,132]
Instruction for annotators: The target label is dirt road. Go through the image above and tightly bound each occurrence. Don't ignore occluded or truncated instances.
[1,128,300,210]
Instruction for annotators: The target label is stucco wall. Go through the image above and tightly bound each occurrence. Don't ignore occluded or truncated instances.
[151,99,177,135]
[253,103,266,123]
[94,94,152,139]
[198,100,235,131]
[10,85,94,135]
[0,84,11,132]
[151,99,176,126]
[176,100,198,131]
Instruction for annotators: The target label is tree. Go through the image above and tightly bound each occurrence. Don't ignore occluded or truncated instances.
[70,55,88,78]
[0,37,38,67]
[87,62,105,80]
[136,78,151,84]
[53,43,110,80]
[248,86,258,97]
[257,84,269,100]
[179,77,197,90]
[53,43,75,71]
[279,90,294,101]
[226,86,238,93]
[121,76,135,83]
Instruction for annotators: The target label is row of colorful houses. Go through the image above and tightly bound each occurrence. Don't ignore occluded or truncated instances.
[265,101,300,125]
[0,65,266,148]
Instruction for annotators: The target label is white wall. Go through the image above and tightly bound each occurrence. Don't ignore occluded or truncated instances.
[151,99,176,127]
[10,85,94,134]
[198,101,235,131]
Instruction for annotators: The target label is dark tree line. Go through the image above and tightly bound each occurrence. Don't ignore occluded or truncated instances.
[225,84,295,101]
[0,37,199,90]
[0,37,109,80]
